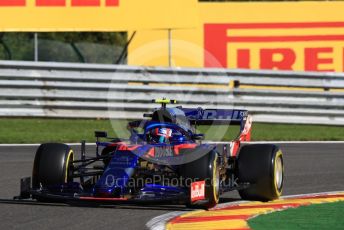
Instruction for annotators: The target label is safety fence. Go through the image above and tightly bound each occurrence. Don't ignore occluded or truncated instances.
[0,61,343,125]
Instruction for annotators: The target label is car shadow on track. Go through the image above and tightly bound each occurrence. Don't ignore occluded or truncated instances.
[0,198,192,211]
[0,197,243,211]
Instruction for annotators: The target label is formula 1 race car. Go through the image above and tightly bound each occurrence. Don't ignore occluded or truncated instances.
[16,99,284,209]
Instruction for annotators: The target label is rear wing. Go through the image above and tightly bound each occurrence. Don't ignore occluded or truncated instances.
[181,108,252,142]
[181,108,248,125]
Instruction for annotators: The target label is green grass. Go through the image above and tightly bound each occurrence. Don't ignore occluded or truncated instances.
[248,201,344,230]
[0,118,116,144]
[0,118,343,143]
[251,123,344,141]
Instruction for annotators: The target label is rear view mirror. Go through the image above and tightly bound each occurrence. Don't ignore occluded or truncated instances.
[95,131,107,138]
[192,134,204,140]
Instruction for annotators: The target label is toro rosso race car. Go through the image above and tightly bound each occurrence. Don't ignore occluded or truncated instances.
[16,99,284,209]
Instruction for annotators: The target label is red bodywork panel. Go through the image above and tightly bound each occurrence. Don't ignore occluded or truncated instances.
[106,142,198,158]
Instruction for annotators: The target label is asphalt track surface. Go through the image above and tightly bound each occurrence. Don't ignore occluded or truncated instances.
[0,143,343,230]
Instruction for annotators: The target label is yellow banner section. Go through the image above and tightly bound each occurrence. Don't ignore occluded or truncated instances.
[0,0,198,31]
[129,2,344,72]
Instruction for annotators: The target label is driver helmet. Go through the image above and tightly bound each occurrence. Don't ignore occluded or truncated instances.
[151,128,172,143]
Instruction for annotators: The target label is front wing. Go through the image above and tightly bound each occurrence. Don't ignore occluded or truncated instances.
[14,177,211,206]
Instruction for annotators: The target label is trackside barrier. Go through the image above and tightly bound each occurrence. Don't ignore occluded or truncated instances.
[0,61,344,125]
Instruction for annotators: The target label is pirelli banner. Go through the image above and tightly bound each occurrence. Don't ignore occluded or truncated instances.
[129,2,344,72]
[0,0,198,31]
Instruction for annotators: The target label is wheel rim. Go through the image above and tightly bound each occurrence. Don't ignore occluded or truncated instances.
[275,155,283,190]
[215,167,220,196]
[212,155,220,203]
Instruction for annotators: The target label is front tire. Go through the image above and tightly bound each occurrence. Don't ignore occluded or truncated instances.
[32,143,74,189]
[179,150,220,209]
[237,144,284,201]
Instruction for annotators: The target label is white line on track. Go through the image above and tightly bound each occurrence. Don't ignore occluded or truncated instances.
[0,143,96,147]
[212,141,344,144]
[1,141,344,147]
[281,190,344,199]
[146,190,344,230]
[250,141,344,144]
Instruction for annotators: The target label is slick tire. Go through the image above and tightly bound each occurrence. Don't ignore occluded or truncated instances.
[180,150,220,209]
[237,144,284,201]
[32,143,74,189]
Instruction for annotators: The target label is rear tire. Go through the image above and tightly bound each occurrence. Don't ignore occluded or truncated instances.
[32,143,74,189]
[179,150,220,209]
[237,144,284,201]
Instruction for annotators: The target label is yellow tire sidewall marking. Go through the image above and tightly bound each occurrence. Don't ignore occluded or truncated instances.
[273,150,283,197]
[64,149,74,183]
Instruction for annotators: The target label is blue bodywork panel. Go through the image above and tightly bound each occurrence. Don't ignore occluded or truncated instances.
[94,150,139,196]
[139,184,187,200]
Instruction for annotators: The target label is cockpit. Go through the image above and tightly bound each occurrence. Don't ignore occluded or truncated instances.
[128,106,194,145]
